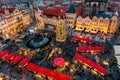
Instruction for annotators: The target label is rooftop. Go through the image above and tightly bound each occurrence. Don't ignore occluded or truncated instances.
[67,4,82,13]
[95,12,118,18]
[41,5,68,18]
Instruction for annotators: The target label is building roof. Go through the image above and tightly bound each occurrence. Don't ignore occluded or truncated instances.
[0,8,5,14]
[119,11,120,17]
[7,8,16,13]
[95,12,118,18]
[0,8,16,14]
[67,4,81,13]
[42,5,68,18]
[75,7,83,16]
[85,0,108,2]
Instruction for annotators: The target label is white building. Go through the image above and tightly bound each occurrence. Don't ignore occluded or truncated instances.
[66,13,77,28]
[113,45,120,68]
[65,4,81,28]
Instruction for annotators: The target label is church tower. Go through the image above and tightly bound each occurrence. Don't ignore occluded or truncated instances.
[56,19,67,42]
[84,0,108,15]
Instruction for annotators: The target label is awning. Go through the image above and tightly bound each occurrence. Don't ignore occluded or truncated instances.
[19,57,30,67]
[73,35,94,43]
[95,46,104,51]
[77,46,87,51]
[0,50,9,59]
[73,35,82,41]
[27,63,71,80]
[77,46,104,52]
[74,53,107,75]
[93,63,107,75]
[4,53,15,61]
[11,55,22,64]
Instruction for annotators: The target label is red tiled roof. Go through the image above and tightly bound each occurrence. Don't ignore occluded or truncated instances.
[75,7,83,16]
[0,8,5,14]
[6,8,16,13]
[118,11,120,17]
[0,8,16,14]
[42,5,68,18]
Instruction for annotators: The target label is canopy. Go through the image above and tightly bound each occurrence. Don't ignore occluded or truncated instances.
[74,53,107,75]
[77,46,87,51]
[19,57,30,67]
[73,35,94,43]
[4,53,15,61]
[0,50,9,59]
[113,45,120,68]
[73,35,82,41]
[11,55,22,64]
[53,57,65,67]
[27,63,71,80]
[77,46,104,52]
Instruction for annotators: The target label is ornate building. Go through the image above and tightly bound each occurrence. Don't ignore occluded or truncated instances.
[84,0,108,15]
[90,16,110,33]
[56,19,67,42]
[75,14,119,34]
[66,13,77,28]
[109,16,118,33]
[75,16,91,32]
[66,4,82,28]
[35,5,67,30]
[0,8,32,39]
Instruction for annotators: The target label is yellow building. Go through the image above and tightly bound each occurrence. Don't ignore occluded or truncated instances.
[109,16,118,33]
[90,16,110,33]
[75,15,118,34]
[56,19,67,42]
[76,16,91,32]
[0,8,32,39]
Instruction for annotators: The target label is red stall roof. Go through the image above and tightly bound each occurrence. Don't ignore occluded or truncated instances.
[95,46,104,51]
[77,46,104,52]
[11,55,22,64]
[73,35,82,41]
[74,53,107,75]
[73,35,94,43]
[4,53,15,61]
[77,46,87,51]
[27,63,71,80]
[19,57,30,67]
[0,50,9,59]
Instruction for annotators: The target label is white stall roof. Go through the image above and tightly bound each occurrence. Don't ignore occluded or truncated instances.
[114,45,120,68]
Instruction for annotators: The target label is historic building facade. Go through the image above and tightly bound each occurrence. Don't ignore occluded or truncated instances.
[84,0,108,15]
[0,8,32,38]
[35,5,67,30]
[75,16,91,32]
[109,16,118,33]
[75,15,119,34]
[65,13,77,28]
